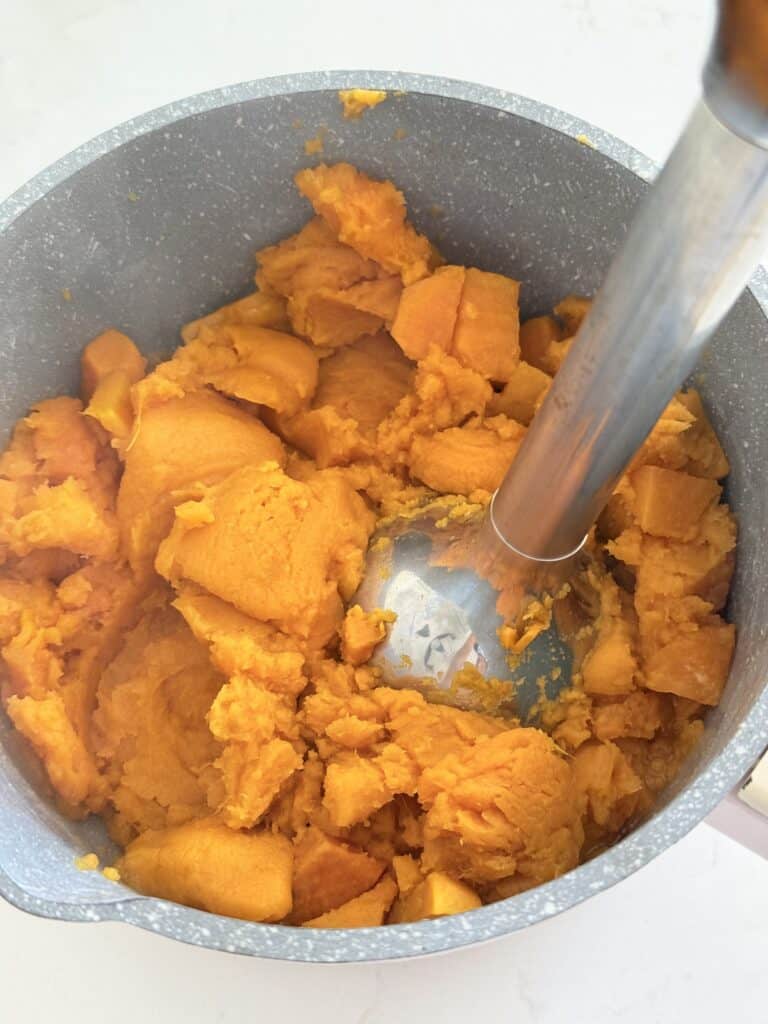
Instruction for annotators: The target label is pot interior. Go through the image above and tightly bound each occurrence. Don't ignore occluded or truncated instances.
[0,82,766,942]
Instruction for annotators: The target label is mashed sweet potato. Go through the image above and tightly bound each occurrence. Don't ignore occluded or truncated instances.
[0,162,736,927]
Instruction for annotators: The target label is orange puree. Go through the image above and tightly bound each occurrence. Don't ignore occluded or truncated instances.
[0,163,736,926]
[338,89,388,120]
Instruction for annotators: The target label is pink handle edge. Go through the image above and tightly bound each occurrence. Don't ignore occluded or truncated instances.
[706,789,768,859]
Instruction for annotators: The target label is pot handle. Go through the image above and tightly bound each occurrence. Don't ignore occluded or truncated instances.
[706,746,768,858]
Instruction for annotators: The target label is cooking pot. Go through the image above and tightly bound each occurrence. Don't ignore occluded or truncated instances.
[0,70,766,963]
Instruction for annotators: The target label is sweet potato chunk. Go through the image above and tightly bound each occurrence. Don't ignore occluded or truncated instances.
[376,347,492,470]
[677,390,730,479]
[311,333,413,436]
[269,405,371,468]
[391,266,465,360]
[117,391,285,572]
[553,294,592,334]
[181,291,289,343]
[392,266,520,380]
[303,876,397,928]
[84,370,135,439]
[0,396,119,493]
[519,315,561,367]
[487,361,550,424]
[452,268,520,382]
[92,604,225,843]
[290,291,384,348]
[291,277,402,348]
[341,605,396,666]
[342,276,403,320]
[408,419,524,495]
[257,217,403,347]
[419,730,584,887]
[172,589,306,696]
[572,740,643,834]
[295,163,437,284]
[290,827,386,923]
[632,465,720,541]
[389,871,481,923]
[81,329,146,400]
[693,549,736,611]
[256,217,378,297]
[598,487,636,542]
[611,509,737,619]
[580,577,639,697]
[2,476,119,562]
[156,464,374,644]
[643,621,735,705]
[7,692,104,807]
[618,722,703,798]
[592,692,664,741]
[392,854,424,896]
[118,818,293,922]
[135,323,319,416]
[322,748,418,828]
[519,315,573,374]
[582,628,638,696]
[269,333,412,467]
[207,675,304,829]
[193,325,319,414]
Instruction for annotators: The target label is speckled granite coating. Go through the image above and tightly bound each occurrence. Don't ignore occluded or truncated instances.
[0,70,766,963]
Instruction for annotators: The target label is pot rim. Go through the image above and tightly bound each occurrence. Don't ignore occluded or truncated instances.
[1,68,766,964]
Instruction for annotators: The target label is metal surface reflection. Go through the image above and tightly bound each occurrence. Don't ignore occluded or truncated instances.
[355,502,583,716]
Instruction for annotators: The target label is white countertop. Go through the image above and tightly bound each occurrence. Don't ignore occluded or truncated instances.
[2,1,767,1020]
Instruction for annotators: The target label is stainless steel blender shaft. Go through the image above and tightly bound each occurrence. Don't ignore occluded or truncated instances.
[491,1,768,560]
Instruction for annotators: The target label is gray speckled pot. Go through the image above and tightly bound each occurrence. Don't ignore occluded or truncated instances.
[0,71,766,963]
